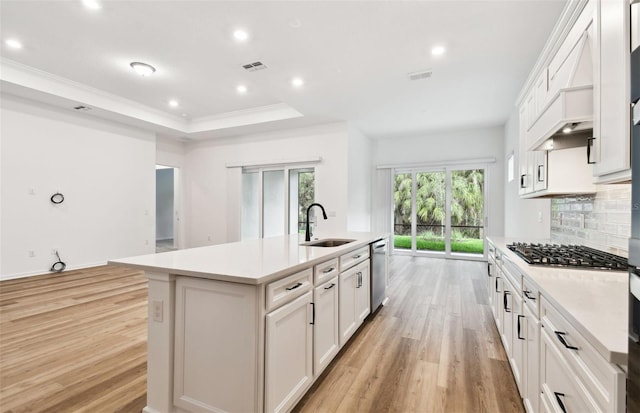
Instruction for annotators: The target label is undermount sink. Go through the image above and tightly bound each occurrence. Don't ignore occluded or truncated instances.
[301,238,356,247]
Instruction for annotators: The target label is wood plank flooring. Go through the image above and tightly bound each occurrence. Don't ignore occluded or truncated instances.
[293,256,524,413]
[0,266,148,413]
[0,255,523,413]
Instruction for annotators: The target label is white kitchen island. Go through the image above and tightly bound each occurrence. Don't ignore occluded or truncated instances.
[109,232,388,413]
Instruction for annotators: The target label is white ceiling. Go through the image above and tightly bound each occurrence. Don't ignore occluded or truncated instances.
[0,0,566,140]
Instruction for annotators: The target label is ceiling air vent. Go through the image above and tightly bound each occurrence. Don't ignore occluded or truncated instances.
[242,61,267,72]
[407,69,433,81]
[73,105,92,111]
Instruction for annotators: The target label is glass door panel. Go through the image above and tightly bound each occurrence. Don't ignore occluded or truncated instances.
[393,172,412,251]
[241,172,259,240]
[263,170,285,238]
[450,169,484,255]
[416,171,446,253]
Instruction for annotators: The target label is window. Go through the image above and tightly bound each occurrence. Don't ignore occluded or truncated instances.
[242,167,315,239]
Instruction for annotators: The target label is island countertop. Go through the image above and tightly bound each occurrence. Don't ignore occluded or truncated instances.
[109,232,388,285]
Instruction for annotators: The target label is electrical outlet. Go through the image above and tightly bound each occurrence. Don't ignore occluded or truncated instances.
[28,250,35,258]
[207,235,212,241]
[579,213,585,229]
[537,211,543,223]
[151,300,163,322]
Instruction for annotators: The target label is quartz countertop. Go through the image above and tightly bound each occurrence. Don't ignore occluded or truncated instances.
[487,236,628,365]
[109,232,388,285]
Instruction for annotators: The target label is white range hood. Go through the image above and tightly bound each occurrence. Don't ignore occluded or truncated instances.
[527,32,594,151]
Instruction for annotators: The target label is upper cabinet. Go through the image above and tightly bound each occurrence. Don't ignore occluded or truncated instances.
[517,0,631,198]
[591,0,631,182]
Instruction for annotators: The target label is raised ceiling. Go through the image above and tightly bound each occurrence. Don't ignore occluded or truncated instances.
[0,0,566,140]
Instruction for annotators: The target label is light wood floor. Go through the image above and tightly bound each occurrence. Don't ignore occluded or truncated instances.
[0,256,523,413]
[0,266,148,413]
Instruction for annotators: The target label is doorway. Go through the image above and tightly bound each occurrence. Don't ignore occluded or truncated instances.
[156,165,178,252]
[392,166,486,259]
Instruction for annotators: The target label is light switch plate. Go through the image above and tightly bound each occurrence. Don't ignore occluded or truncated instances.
[152,300,163,322]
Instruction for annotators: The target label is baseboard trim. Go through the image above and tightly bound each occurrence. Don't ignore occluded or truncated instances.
[0,261,108,281]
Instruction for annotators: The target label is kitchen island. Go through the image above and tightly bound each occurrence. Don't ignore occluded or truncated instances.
[109,232,388,413]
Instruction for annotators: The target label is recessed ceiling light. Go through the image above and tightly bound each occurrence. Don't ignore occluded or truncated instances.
[130,62,156,77]
[233,29,249,42]
[237,85,248,94]
[5,38,23,49]
[169,100,179,108]
[82,0,102,10]
[562,125,574,134]
[431,46,446,56]
[291,77,304,88]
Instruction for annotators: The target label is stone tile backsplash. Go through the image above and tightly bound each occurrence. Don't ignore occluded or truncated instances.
[550,184,631,257]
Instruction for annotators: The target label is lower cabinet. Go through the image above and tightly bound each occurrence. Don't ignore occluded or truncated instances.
[523,304,540,413]
[339,260,370,346]
[313,276,340,376]
[511,290,525,394]
[265,291,314,413]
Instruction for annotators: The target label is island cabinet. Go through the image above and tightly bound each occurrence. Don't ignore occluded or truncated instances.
[115,234,386,413]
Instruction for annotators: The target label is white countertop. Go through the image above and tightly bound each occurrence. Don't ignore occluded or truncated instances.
[109,232,388,285]
[488,237,628,365]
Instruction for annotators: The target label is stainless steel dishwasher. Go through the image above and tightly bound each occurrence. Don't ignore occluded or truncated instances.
[370,239,387,312]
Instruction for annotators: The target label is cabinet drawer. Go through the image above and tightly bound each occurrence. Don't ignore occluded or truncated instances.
[522,277,540,318]
[339,246,369,272]
[266,268,313,312]
[501,255,522,291]
[540,327,599,413]
[314,258,339,285]
[540,296,624,412]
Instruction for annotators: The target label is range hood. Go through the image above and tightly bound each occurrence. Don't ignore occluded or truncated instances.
[527,32,594,151]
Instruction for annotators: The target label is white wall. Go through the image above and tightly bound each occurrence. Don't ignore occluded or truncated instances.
[0,94,155,279]
[182,123,351,247]
[347,125,372,231]
[373,126,506,238]
[503,108,550,239]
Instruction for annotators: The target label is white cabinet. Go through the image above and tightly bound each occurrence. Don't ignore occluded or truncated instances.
[313,277,339,376]
[265,291,314,413]
[592,0,631,182]
[501,275,515,361]
[339,260,370,346]
[522,304,539,413]
[511,289,525,395]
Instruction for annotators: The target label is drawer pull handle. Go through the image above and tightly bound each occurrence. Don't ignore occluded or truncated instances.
[524,290,536,301]
[353,254,362,259]
[322,267,335,273]
[554,331,578,351]
[356,272,362,288]
[495,276,501,292]
[587,137,596,164]
[503,291,511,312]
[487,263,491,277]
[310,303,315,325]
[286,282,303,291]
[324,283,336,290]
[554,392,567,413]
[517,315,525,340]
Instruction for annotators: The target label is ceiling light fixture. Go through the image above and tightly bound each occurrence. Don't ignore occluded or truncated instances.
[5,38,23,49]
[130,62,156,77]
[169,100,179,108]
[431,45,446,56]
[291,77,304,88]
[237,85,248,94]
[82,0,102,10]
[562,123,576,134]
[233,29,249,42]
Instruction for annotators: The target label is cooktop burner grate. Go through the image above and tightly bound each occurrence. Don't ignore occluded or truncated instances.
[506,242,628,271]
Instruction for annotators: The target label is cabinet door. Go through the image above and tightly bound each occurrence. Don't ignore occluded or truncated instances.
[511,292,525,395]
[339,261,369,346]
[313,277,339,376]
[355,262,371,324]
[593,0,631,178]
[487,259,495,310]
[501,277,514,358]
[523,305,540,413]
[492,269,503,331]
[265,291,313,413]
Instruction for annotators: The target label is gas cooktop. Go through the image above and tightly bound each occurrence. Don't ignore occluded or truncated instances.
[506,242,628,271]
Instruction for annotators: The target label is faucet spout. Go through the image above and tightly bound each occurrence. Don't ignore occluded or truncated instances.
[305,203,328,242]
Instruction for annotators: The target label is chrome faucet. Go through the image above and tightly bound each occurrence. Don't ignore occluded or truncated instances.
[305,203,328,242]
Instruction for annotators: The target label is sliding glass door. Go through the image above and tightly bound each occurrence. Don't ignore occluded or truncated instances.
[393,166,485,258]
